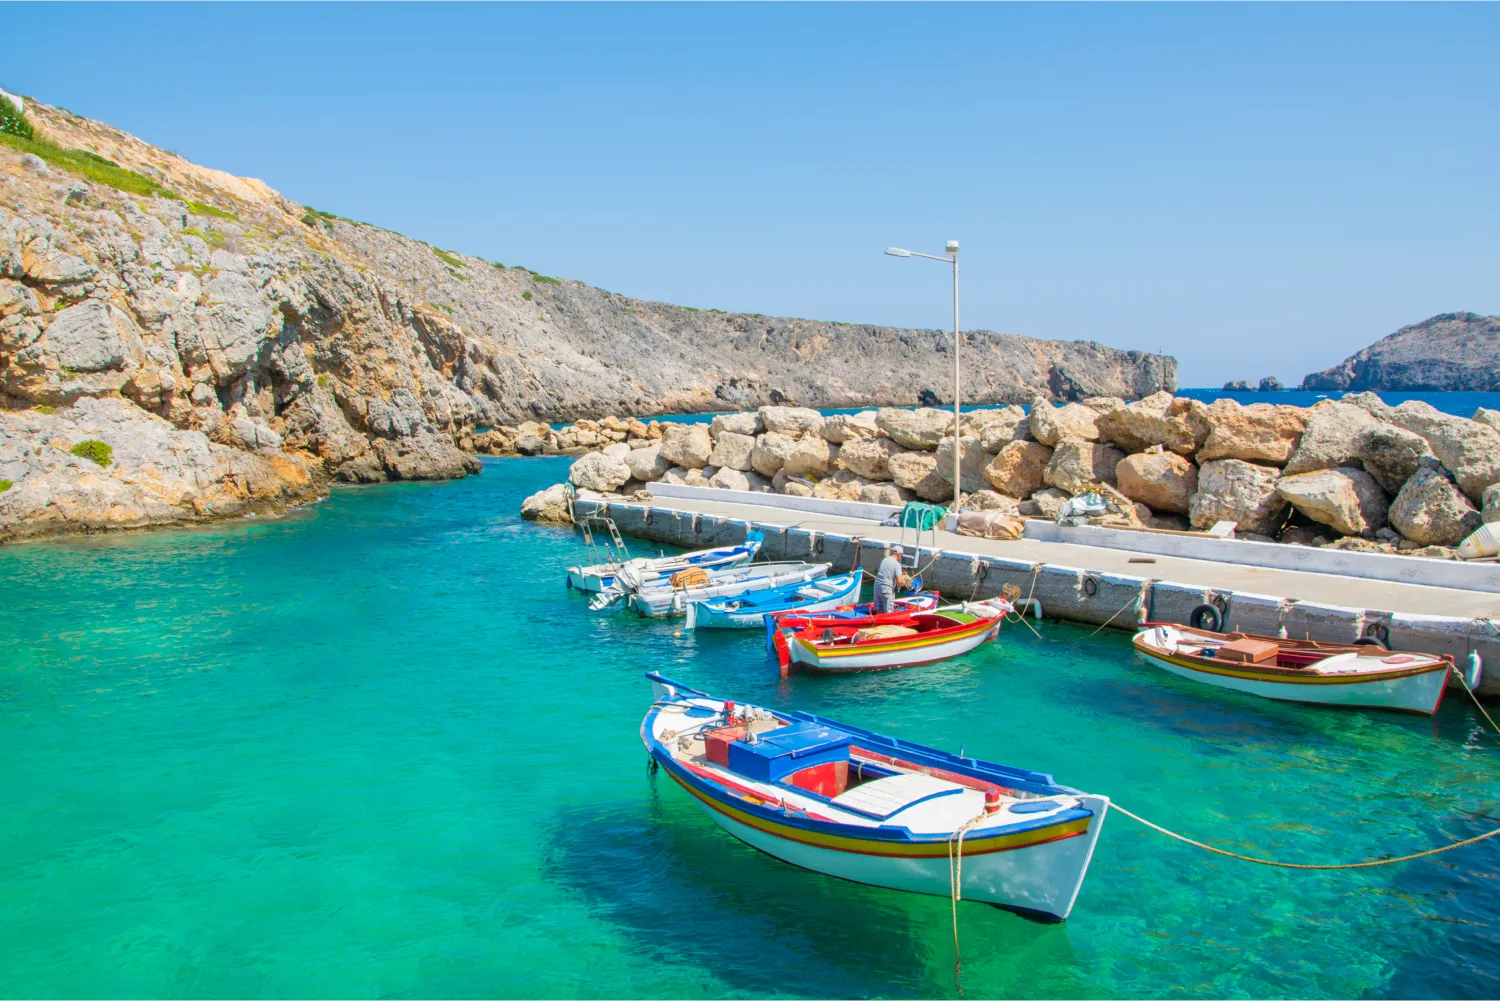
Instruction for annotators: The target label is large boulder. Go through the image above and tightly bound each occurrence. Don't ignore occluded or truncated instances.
[812,469,869,501]
[821,412,880,443]
[1388,466,1482,546]
[837,437,907,481]
[1115,451,1197,514]
[1190,459,1288,535]
[626,444,670,481]
[1093,392,1209,455]
[1028,487,1070,519]
[708,466,751,491]
[749,431,797,477]
[1282,402,1380,475]
[1355,423,1432,494]
[708,431,756,472]
[979,410,1032,451]
[1475,408,1500,433]
[520,483,572,525]
[875,407,952,450]
[983,440,1052,498]
[1028,398,1100,446]
[568,451,631,493]
[1043,440,1125,495]
[934,435,986,492]
[758,406,824,436]
[709,411,763,439]
[1377,401,1500,502]
[1275,467,1388,537]
[1485,483,1500,524]
[887,450,951,502]
[783,436,835,478]
[658,423,712,469]
[1197,400,1307,465]
[859,482,914,505]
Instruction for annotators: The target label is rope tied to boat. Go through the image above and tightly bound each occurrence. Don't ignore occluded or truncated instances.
[1112,802,1500,869]
[1083,579,1156,639]
[946,809,989,989]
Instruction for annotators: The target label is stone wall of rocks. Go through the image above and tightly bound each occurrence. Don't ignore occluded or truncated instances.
[525,394,1500,559]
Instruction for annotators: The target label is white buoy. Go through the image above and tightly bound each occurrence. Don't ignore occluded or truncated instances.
[1468,651,1484,691]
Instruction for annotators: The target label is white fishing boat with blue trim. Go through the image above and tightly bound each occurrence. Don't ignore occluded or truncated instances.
[642,673,1109,921]
[630,561,830,618]
[685,571,864,630]
[569,531,763,595]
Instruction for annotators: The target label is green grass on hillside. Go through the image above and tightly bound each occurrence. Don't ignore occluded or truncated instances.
[433,248,465,269]
[0,131,177,199]
[69,440,113,467]
[0,479,12,494]
[188,201,238,222]
[528,270,559,285]
[0,95,33,140]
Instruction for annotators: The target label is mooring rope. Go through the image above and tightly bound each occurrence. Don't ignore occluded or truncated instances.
[946,810,989,992]
[1112,803,1500,869]
[1083,582,1153,640]
[1452,657,1500,736]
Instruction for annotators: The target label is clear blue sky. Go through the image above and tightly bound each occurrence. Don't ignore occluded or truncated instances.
[6,3,1497,387]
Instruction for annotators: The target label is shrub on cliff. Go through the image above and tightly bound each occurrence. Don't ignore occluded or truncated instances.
[0,479,12,493]
[70,440,113,467]
[0,95,33,140]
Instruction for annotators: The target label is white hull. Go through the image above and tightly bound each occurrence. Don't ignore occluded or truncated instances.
[692,792,1109,920]
[634,563,830,618]
[791,620,1000,672]
[1140,651,1449,713]
[569,546,756,595]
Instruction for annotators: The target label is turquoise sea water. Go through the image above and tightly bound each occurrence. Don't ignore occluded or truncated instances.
[2,457,1498,999]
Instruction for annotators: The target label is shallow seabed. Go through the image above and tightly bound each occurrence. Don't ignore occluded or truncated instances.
[2,457,1497,999]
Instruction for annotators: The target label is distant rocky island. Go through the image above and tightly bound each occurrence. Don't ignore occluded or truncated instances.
[1302,312,1500,392]
[0,93,1171,542]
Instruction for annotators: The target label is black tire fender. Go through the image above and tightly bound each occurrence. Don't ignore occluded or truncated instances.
[1189,603,1222,632]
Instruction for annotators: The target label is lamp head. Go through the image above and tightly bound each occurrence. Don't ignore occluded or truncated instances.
[885,247,912,257]
[946,240,959,254]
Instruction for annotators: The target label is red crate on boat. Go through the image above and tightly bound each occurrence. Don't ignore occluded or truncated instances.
[704,725,746,766]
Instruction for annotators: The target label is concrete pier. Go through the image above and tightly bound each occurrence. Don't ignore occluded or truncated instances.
[571,493,1500,696]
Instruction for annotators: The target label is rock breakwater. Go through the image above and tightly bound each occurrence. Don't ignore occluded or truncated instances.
[524,393,1500,560]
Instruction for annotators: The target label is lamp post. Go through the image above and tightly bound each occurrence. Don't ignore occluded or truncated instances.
[885,240,962,512]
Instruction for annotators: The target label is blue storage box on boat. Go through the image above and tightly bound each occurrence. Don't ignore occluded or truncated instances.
[727,721,852,783]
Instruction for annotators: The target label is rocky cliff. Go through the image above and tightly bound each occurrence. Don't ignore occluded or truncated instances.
[1302,312,1500,392]
[0,96,1172,541]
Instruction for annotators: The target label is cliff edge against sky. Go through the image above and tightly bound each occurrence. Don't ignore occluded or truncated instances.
[1302,312,1500,392]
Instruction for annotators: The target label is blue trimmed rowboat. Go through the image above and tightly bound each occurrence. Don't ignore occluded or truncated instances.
[684,572,864,630]
[567,533,763,595]
[630,561,831,618]
[642,673,1110,921]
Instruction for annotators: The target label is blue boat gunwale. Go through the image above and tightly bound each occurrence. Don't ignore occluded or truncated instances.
[641,675,1094,846]
[699,571,862,614]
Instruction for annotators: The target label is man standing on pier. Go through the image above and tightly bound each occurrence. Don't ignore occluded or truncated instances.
[873,546,910,614]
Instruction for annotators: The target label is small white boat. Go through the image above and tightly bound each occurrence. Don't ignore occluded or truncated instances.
[567,531,762,595]
[685,572,863,630]
[642,673,1109,921]
[631,561,831,618]
[781,600,1009,674]
[1132,623,1452,714]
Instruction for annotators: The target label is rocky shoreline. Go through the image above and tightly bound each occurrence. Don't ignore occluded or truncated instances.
[521,394,1500,560]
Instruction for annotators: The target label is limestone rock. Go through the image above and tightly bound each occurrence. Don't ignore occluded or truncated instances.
[658,423,712,469]
[708,431,756,472]
[1484,483,1500,524]
[1282,402,1380,475]
[837,437,907,481]
[1355,423,1432,494]
[1275,467,1388,537]
[978,408,1031,451]
[933,435,985,492]
[1081,396,1126,415]
[773,470,815,497]
[0,397,324,543]
[568,451,632,493]
[601,442,631,460]
[1190,459,1288,535]
[1388,466,1481,546]
[228,417,283,454]
[749,432,797,477]
[963,490,1020,513]
[821,412,880,443]
[658,466,690,485]
[1197,400,1307,465]
[859,482,913,505]
[758,406,824,436]
[813,470,869,501]
[875,407,952,450]
[887,451,951,502]
[1028,397,1100,446]
[683,466,715,487]
[783,436,835,479]
[521,483,573,525]
[1115,451,1197,514]
[710,411,763,439]
[1475,408,1500,433]
[708,466,750,491]
[1378,401,1500,502]
[1029,487,1070,520]
[1094,391,1199,454]
[1043,440,1125,495]
[626,444,669,482]
[983,440,1052,499]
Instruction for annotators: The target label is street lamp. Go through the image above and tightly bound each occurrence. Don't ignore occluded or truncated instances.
[885,240,962,512]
